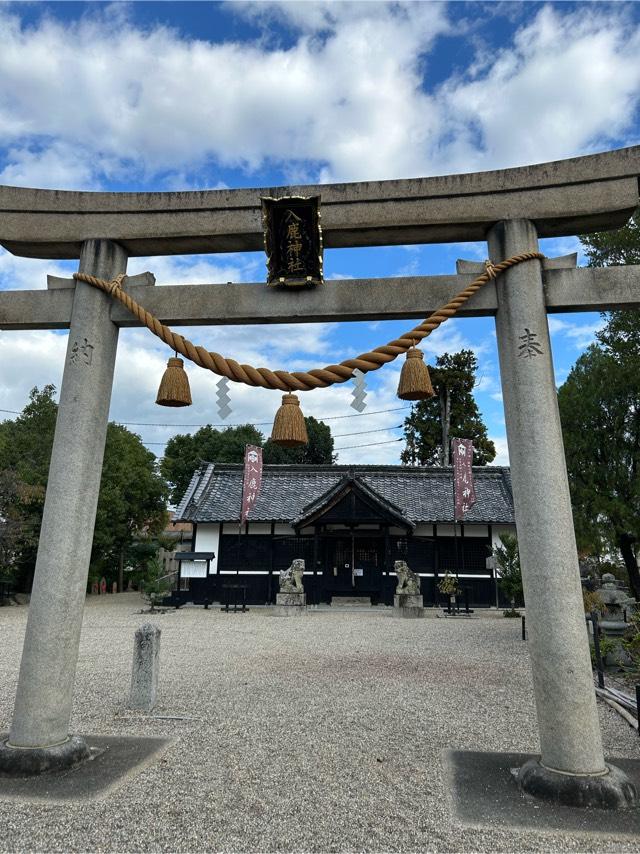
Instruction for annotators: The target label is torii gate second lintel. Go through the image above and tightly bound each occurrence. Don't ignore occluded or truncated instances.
[0,147,639,811]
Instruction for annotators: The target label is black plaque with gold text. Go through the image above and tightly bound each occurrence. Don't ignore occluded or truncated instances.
[261,195,323,288]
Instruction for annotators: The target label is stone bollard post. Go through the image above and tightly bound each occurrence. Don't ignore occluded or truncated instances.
[129,624,161,712]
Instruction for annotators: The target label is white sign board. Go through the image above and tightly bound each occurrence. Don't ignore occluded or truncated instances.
[180,560,208,578]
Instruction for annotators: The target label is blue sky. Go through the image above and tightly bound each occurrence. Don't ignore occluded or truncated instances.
[0,1,638,466]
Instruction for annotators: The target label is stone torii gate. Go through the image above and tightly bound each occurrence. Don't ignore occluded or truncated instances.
[0,147,639,808]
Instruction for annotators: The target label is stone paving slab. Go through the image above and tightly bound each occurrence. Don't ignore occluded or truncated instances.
[444,749,640,839]
[0,734,172,803]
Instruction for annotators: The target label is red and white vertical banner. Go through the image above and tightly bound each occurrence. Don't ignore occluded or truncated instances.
[241,445,263,526]
[452,438,476,521]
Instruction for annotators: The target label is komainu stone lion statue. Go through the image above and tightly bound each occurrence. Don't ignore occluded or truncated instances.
[395,560,421,596]
[279,558,305,594]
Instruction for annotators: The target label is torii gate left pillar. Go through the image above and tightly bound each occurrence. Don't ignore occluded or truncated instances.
[0,239,127,773]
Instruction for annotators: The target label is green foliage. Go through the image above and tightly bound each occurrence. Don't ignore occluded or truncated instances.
[0,386,168,591]
[437,572,460,596]
[401,350,496,466]
[564,212,640,596]
[161,424,263,504]
[583,588,605,615]
[0,387,57,586]
[579,210,640,267]
[590,633,618,667]
[558,315,640,595]
[503,608,520,618]
[161,417,335,504]
[92,424,168,573]
[140,557,173,611]
[494,532,523,607]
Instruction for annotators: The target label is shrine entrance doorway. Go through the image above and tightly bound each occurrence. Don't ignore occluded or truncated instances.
[322,533,385,604]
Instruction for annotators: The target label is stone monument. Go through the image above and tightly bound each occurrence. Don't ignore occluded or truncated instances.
[128,623,161,712]
[595,573,636,666]
[599,573,636,626]
[393,560,425,618]
[274,558,307,616]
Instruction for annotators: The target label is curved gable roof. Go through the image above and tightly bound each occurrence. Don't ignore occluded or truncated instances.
[293,475,414,530]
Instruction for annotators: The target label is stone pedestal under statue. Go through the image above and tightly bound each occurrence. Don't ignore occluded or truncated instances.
[393,593,425,618]
[274,591,307,616]
[393,561,425,618]
[273,559,308,617]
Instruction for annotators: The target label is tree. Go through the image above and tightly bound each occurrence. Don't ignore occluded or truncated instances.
[161,417,335,504]
[401,350,496,466]
[494,532,523,607]
[580,210,640,267]
[558,319,640,598]
[161,424,264,504]
[92,424,169,591]
[557,209,640,595]
[0,386,168,591]
[0,387,57,588]
[140,556,173,612]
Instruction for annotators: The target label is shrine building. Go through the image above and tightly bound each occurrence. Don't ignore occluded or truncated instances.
[173,463,515,608]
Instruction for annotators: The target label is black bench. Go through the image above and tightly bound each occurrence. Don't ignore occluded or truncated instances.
[221,583,249,613]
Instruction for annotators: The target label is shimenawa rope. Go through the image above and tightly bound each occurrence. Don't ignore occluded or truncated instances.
[73,252,544,392]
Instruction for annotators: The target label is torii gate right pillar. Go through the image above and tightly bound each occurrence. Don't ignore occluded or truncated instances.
[489,219,635,808]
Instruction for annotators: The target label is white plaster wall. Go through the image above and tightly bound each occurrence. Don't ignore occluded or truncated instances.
[413,524,435,537]
[194,523,220,574]
[248,523,271,535]
[274,523,295,535]
[435,524,487,538]
[436,524,456,537]
[463,525,489,538]
[222,522,240,535]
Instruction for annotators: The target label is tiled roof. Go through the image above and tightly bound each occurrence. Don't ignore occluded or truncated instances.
[176,464,515,525]
[292,475,415,530]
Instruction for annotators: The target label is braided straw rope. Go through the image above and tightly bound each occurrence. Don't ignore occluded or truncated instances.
[73,252,544,393]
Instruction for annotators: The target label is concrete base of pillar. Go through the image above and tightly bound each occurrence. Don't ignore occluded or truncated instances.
[273,606,308,617]
[0,735,91,776]
[274,592,307,616]
[445,749,640,836]
[517,758,637,810]
[394,594,425,618]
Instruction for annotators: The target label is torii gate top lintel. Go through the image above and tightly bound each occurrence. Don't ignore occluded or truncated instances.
[0,145,638,260]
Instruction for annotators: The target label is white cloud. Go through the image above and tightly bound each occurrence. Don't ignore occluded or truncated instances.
[491,435,509,466]
[0,248,75,291]
[438,5,640,173]
[547,314,604,350]
[0,3,636,190]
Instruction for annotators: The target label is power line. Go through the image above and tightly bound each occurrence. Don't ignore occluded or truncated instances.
[112,405,411,428]
[2,405,411,428]
[2,404,405,453]
[334,425,402,439]
[142,424,403,447]
[335,438,404,451]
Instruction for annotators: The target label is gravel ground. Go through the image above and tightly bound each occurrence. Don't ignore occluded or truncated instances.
[1,594,639,853]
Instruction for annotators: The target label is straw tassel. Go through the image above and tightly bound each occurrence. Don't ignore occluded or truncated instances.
[271,393,308,447]
[156,357,192,407]
[397,349,435,400]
